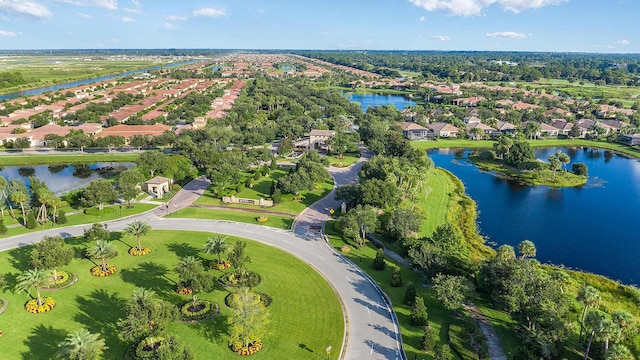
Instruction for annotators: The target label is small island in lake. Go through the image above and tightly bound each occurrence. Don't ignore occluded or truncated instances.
[470,137,588,187]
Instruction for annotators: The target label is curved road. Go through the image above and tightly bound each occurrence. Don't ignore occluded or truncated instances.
[0,150,404,360]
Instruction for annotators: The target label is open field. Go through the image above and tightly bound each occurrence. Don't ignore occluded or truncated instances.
[0,56,173,95]
[0,153,139,166]
[0,230,343,359]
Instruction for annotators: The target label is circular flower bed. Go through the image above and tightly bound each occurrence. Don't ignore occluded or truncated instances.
[134,336,165,359]
[231,339,263,356]
[256,216,268,223]
[179,299,219,322]
[219,271,261,288]
[211,261,231,270]
[176,286,193,295]
[129,247,151,256]
[225,292,272,309]
[334,162,349,168]
[340,246,351,253]
[90,264,117,277]
[25,297,55,314]
[43,270,78,290]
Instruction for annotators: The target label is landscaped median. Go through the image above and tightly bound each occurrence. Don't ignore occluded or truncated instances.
[170,208,295,230]
[0,230,343,359]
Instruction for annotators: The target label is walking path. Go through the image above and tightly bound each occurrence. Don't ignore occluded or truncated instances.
[464,305,508,360]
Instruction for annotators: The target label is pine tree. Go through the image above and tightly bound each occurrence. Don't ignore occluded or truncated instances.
[373,249,386,270]
[410,296,428,327]
[403,282,416,306]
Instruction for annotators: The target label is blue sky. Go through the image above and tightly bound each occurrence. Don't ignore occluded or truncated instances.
[0,0,637,53]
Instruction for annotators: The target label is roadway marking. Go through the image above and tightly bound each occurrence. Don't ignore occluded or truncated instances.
[367,307,371,316]
[345,276,351,283]
[370,344,374,354]
[317,254,325,260]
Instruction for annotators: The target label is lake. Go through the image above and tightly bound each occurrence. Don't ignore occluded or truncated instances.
[347,93,416,111]
[0,162,133,195]
[428,147,640,285]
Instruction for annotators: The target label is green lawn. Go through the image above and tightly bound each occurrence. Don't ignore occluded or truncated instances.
[0,203,157,239]
[170,208,295,230]
[195,171,334,216]
[327,154,361,167]
[416,168,451,237]
[325,221,460,360]
[0,153,139,166]
[0,230,343,359]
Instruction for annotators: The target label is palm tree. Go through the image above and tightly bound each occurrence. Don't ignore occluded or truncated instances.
[15,268,49,306]
[204,236,228,264]
[56,328,107,360]
[517,240,536,259]
[176,256,200,288]
[125,220,152,252]
[557,150,570,171]
[87,240,114,272]
[577,285,601,340]
[10,190,28,226]
[583,310,606,360]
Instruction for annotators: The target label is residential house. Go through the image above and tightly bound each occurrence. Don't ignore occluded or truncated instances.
[400,122,434,140]
[452,96,484,107]
[308,129,335,150]
[495,121,517,135]
[427,122,459,138]
[467,122,495,139]
[618,134,640,146]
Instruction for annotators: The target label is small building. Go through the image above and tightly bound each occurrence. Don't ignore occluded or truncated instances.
[144,176,172,199]
[399,122,433,140]
[308,129,335,150]
[618,134,640,146]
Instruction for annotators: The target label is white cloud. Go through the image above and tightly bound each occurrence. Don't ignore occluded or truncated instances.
[124,0,141,13]
[596,45,615,49]
[486,31,528,39]
[0,30,17,37]
[617,39,630,45]
[0,0,52,18]
[165,15,187,21]
[419,15,426,21]
[192,7,227,17]
[57,0,117,10]
[409,0,565,16]
[163,22,179,31]
[78,12,92,18]
[120,16,134,22]
[429,35,450,41]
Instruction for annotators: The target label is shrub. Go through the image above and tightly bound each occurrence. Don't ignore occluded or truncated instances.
[179,299,219,321]
[176,287,193,295]
[271,188,282,204]
[435,344,454,360]
[410,296,428,327]
[477,150,495,161]
[25,297,55,314]
[56,210,68,224]
[25,212,37,229]
[373,249,386,270]
[211,261,231,270]
[236,183,245,193]
[253,171,261,180]
[421,325,437,352]
[572,162,588,176]
[0,218,7,234]
[391,268,403,287]
[403,282,416,306]
[230,339,263,356]
[256,216,268,223]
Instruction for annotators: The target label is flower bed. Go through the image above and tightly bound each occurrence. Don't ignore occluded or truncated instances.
[211,261,231,270]
[340,246,351,253]
[231,340,263,356]
[225,292,272,309]
[219,271,261,288]
[256,216,268,223]
[176,286,193,295]
[25,297,55,314]
[133,336,164,359]
[43,271,78,290]
[334,162,349,168]
[129,247,151,256]
[179,300,219,322]
[90,264,117,277]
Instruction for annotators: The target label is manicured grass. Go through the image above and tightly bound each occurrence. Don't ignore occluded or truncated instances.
[327,154,361,167]
[0,153,139,166]
[170,208,294,230]
[416,168,451,237]
[474,299,520,357]
[325,221,462,360]
[195,172,334,216]
[0,230,343,359]
[0,203,157,239]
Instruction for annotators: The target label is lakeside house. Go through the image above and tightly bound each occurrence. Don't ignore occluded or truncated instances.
[427,122,459,138]
[400,122,434,140]
[618,134,640,146]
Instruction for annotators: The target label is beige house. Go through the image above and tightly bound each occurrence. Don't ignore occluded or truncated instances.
[307,129,335,150]
[144,176,172,199]
[427,122,459,138]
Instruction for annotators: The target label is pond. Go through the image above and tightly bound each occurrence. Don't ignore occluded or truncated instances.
[428,147,640,285]
[0,162,133,195]
[347,93,416,111]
